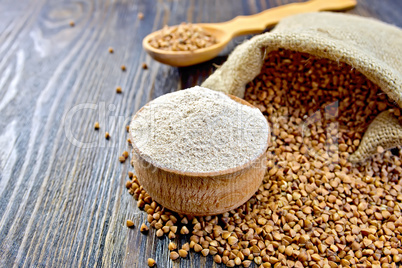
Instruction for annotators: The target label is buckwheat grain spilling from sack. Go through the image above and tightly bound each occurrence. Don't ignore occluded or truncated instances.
[127,49,402,268]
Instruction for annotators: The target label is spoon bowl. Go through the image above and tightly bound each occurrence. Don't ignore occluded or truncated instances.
[143,0,357,67]
[142,25,230,67]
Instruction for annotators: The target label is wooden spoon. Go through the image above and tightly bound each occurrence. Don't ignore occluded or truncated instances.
[130,95,270,216]
[143,0,357,67]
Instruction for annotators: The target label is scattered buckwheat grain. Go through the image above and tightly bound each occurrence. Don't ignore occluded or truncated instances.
[147,258,155,267]
[140,223,149,233]
[126,220,134,228]
[118,156,125,163]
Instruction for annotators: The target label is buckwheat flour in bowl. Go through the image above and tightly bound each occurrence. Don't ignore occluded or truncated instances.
[129,86,270,215]
[130,86,269,173]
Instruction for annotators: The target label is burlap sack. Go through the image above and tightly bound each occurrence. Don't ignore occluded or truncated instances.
[202,12,402,163]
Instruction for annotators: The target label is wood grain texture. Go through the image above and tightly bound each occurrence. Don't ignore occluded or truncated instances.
[0,0,400,267]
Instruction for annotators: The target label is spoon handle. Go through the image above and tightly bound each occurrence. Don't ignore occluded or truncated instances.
[216,0,357,37]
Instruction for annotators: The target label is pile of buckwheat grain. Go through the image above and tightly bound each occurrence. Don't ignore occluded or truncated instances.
[148,23,217,51]
[126,49,402,268]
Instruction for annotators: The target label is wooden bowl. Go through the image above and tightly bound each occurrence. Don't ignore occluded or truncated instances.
[130,95,270,216]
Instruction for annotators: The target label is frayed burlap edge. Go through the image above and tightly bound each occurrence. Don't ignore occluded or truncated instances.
[348,110,402,163]
[202,12,402,163]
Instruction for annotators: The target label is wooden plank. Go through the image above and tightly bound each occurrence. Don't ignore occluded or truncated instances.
[0,0,401,268]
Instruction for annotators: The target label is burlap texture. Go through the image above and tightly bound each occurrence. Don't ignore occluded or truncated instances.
[202,12,402,163]
[348,110,402,163]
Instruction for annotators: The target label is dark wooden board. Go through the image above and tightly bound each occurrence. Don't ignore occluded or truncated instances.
[0,0,401,267]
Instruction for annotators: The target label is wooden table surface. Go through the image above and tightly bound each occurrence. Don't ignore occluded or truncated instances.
[0,0,401,267]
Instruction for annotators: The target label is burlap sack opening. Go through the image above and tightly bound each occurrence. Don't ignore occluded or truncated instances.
[202,12,402,163]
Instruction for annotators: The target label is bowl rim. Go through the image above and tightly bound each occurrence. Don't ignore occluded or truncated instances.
[129,93,270,177]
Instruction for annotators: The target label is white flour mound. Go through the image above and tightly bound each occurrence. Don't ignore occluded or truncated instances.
[130,86,269,173]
